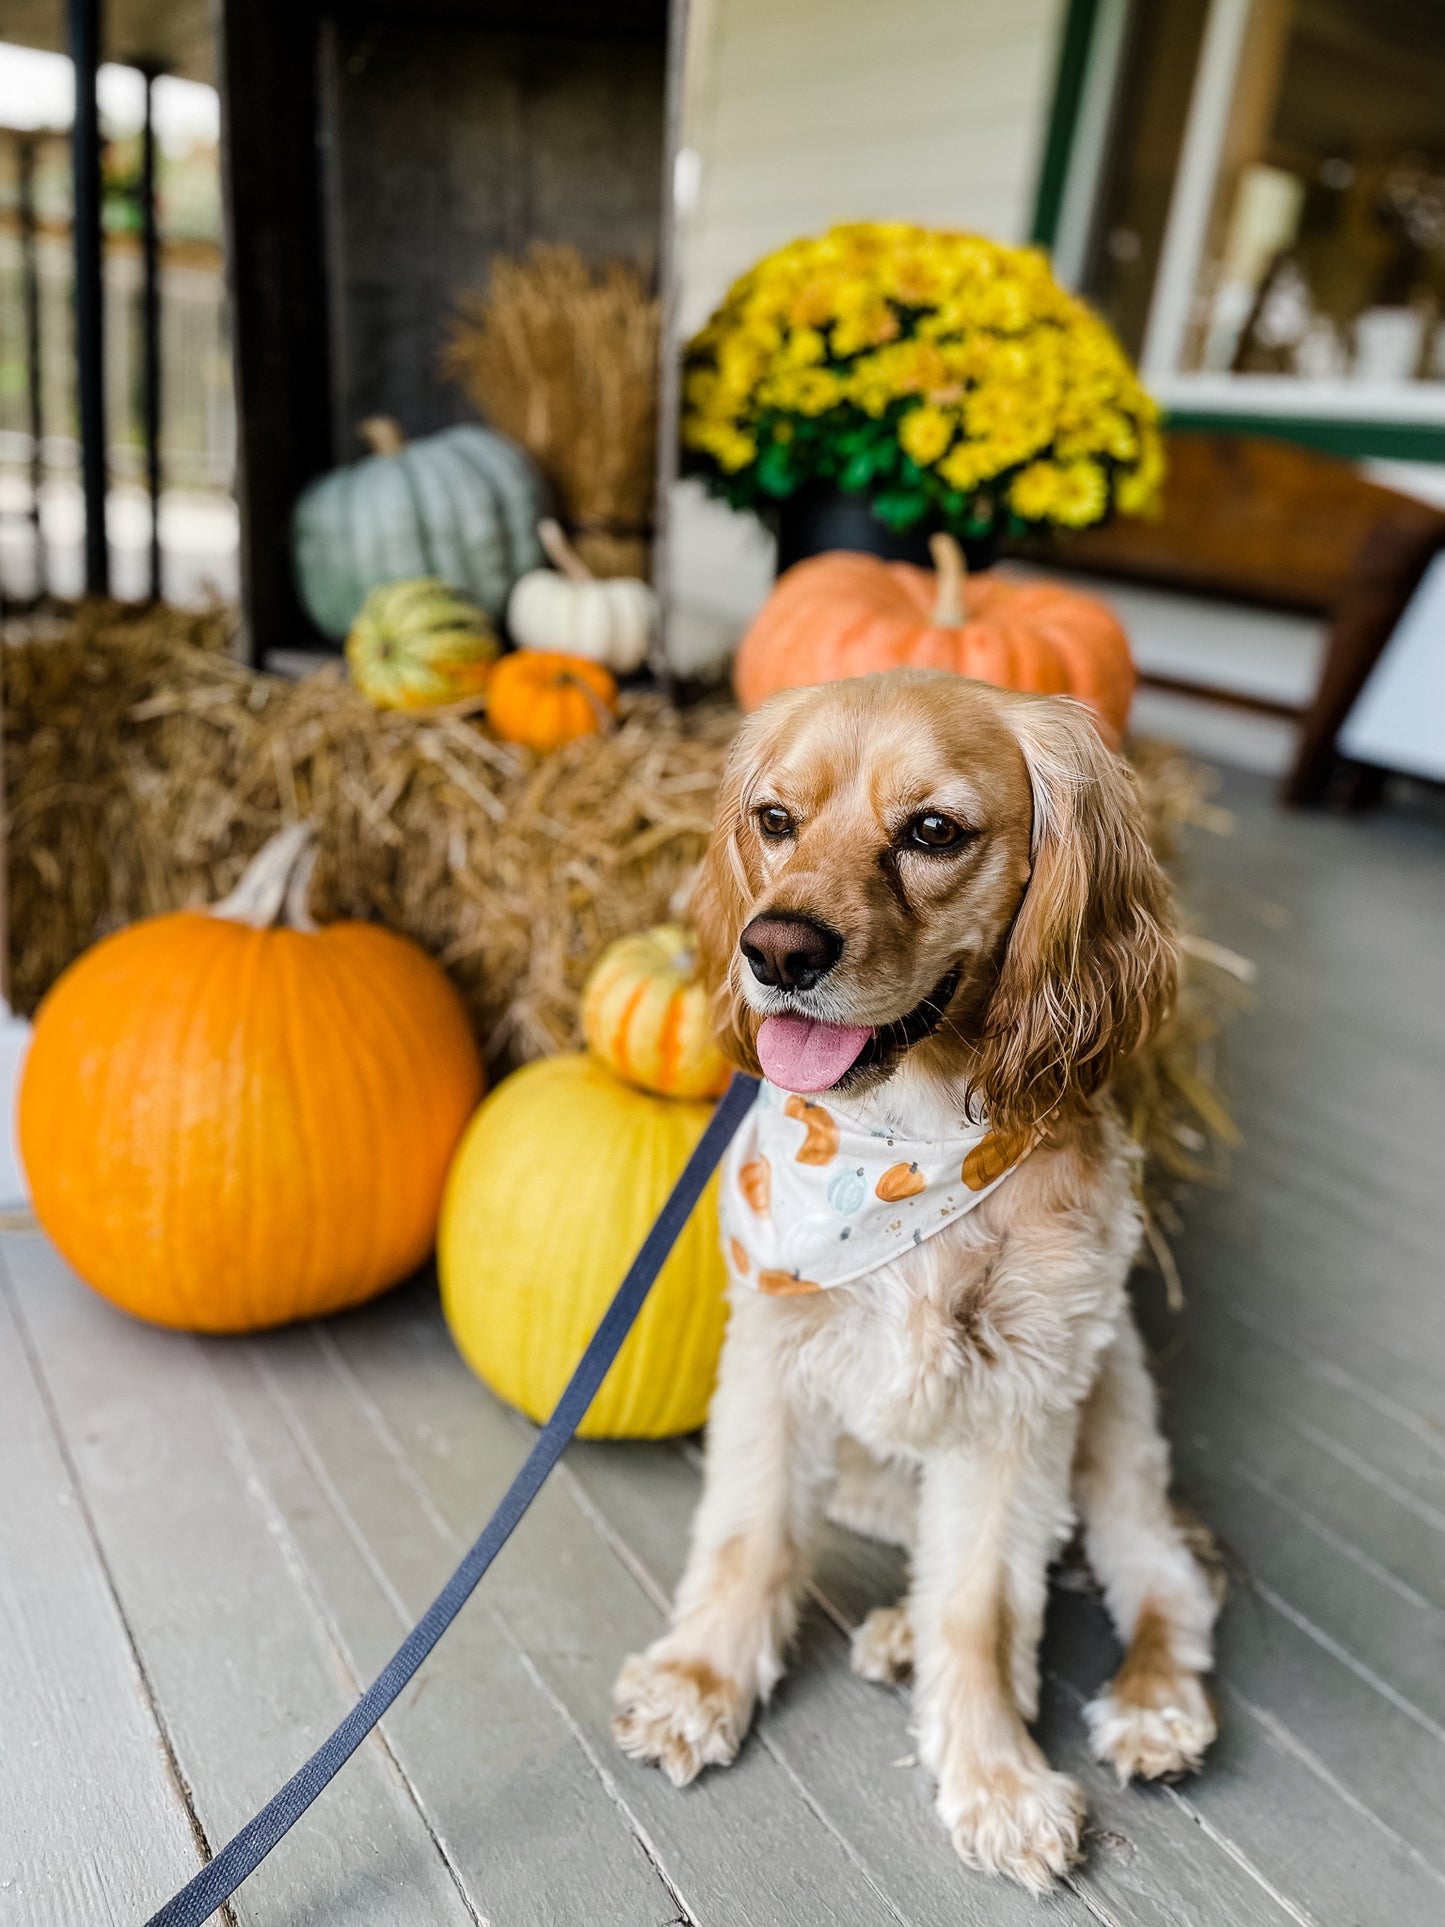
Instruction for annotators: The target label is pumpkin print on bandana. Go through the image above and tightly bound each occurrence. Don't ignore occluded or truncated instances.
[722,1080,1034,1294]
[784,1093,840,1163]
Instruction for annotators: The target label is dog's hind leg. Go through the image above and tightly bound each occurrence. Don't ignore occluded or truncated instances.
[1074,1310,1221,1784]
[826,1440,919,1682]
[850,1602,915,1683]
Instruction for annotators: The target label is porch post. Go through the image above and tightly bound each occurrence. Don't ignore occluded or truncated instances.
[69,0,109,597]
[217,0,333,664]
[139,61,163,602]
[18,134,45,595]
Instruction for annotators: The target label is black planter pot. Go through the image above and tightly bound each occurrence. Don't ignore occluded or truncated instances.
[774,490,997,575]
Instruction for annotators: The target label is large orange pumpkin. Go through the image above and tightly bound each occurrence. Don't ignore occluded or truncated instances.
[734,534,1135,745]
[19,825,484,1333]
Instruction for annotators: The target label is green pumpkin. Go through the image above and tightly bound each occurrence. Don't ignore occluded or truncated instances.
[292,417,549,640]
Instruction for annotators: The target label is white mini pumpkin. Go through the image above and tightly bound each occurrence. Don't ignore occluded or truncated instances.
[507,519,656,674]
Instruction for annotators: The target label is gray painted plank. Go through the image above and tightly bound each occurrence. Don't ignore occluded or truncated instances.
[1206,1575,1445,1871]
[1171,1425,1445,1732]
[208,1331,684,1927]
[1171,1295,1445,1508]
[561,1433,1304,1927]
[0,1248,203,1925]
[1180,1189,1441,1384]
[1239,1105,1445,1242]
[5,1237,476,1927]
[1162,1354,1445,1610]
[1043,1590,1445,1927]
[1176,1255,1444,1443]
[314,1284,938,1927]
[1168,773,1445,1442]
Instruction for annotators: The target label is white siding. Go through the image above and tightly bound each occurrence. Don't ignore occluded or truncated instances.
[668,0,1068,671]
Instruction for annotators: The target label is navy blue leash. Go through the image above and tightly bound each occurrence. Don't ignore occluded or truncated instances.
[145,1071,759,1927]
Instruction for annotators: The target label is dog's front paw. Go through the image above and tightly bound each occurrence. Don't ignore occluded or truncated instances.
[850,1605,914,1684]
[1085,1670,1216,1784]
[938,1757,1084,1892]
[611,1650,753,1787]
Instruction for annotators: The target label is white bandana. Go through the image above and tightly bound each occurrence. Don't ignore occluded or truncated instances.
[721,1080,1035,1295]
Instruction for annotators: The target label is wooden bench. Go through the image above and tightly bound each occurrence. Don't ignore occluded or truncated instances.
[1015,432,1445,803]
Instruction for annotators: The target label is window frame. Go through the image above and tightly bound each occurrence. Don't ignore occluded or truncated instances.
[1033,0,1445,461]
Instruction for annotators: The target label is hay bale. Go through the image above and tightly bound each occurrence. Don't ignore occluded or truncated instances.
[3,603,733,1067]
[3,604,1247,1221]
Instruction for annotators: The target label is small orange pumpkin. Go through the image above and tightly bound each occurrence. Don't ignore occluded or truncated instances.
[19,825,484,1333]
[582,924,730,1099]
[488,650,618,751]
[735,534,1135,745]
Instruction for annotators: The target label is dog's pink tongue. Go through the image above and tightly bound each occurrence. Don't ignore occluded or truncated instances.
[757,1015,872,1093]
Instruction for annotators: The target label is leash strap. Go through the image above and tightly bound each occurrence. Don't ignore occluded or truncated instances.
[145,1072,759,1927]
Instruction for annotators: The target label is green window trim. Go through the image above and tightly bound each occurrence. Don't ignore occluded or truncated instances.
[1031,0,1102,251]
[1164,412,1445,464]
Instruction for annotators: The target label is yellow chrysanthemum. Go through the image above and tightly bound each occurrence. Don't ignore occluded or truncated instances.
[758,366,843,416]
[1009,461,1065,521]
[1055,461,1110,528]
[781,325,827,368]
[899,405,954,466]
[682,222,1160,530]
[938,441,998,493]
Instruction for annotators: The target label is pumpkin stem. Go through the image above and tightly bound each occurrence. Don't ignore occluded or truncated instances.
[537,517,595,583]
[212,823,321,933]
[558,670,617,732]
[283,840,321,934]
[928,532,967,625]
[358,416,407,458]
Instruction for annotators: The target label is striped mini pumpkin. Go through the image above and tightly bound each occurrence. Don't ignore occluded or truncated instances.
[346,577,498,711]
[582,924,730,1099]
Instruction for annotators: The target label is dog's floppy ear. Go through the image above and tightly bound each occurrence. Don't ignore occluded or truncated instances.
[690,733,764,1075]
[972,697,1177,1137]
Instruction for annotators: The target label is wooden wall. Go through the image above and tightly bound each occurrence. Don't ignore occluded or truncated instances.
[219,0,670,657]
[674,0,1066,335]
[322,10,667,450]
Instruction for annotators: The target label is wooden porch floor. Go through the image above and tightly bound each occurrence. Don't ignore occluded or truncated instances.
[3,768,1443,1927]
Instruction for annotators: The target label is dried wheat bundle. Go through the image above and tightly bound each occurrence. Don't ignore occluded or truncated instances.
[443,244,660,578]
[2,604,1246,1227]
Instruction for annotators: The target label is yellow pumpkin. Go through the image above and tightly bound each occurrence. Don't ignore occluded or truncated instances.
[440,1054,728,1437]
[346,577,499,711]
[19,825,484,1332]
[582,924,729,1100]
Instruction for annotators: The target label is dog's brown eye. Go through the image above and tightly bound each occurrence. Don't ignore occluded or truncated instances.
[757,804,794,839]
[906,812,968,851]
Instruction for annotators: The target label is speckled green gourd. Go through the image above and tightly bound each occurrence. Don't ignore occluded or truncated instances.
[292,417,549,639]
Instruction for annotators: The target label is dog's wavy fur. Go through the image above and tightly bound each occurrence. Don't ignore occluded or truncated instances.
[613,670,1219,1890]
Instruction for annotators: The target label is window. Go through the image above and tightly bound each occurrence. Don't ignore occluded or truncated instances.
[1078,0,1445,424]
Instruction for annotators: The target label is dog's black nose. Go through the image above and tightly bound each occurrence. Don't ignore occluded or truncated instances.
[740,915,843,991]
